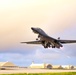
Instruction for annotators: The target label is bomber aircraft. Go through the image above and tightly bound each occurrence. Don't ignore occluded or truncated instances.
[21,27,76,49]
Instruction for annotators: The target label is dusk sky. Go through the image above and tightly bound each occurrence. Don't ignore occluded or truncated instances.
[0,0,76,67]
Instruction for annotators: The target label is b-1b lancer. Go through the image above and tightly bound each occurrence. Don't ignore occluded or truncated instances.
[21,27,76,49]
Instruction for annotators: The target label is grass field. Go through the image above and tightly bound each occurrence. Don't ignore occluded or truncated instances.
[0,72,76,75]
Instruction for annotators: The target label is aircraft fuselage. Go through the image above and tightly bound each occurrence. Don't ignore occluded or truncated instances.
[31,27,63,48]
[21,27,76,49]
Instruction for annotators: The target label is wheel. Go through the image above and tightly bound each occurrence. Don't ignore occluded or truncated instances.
[52,46,55,48]
[44,45,48,48]
[36,38,38,40]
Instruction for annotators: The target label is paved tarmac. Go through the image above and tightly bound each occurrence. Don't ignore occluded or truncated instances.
[0,68,76,74]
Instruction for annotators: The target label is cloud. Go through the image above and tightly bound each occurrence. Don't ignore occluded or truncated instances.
[0,48,62,66]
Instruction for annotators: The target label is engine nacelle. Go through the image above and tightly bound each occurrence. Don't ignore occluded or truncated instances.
[42,41,51,48]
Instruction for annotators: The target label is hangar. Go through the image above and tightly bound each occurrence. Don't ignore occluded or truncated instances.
[29,62,75,69]
[29,61,52,69]
[0,61,18,69]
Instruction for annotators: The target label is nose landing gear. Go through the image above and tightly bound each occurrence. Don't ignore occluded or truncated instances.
[36,35,40,40]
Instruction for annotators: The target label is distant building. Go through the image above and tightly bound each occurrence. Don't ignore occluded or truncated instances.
[29,61,52,69]
[62,65,74,69]
[46,64,52,69]
[29,61,46,69]
[52,65,63,69]
[74,66,76,69]
[29,62,75,69]
[0,61,18,70]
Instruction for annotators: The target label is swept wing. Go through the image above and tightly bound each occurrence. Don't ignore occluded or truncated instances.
[21,40,42,44]
[59,40,76,44]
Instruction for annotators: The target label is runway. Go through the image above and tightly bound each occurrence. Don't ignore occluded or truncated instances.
[0,68,76,74]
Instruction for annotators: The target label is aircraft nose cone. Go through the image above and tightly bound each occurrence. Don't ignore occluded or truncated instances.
[31,27,34,30]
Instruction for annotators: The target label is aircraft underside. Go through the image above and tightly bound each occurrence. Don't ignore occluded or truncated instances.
[21,27,76,49]
[36,34,62,49]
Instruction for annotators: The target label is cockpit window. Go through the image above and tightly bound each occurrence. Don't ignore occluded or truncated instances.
[34,27,48,36]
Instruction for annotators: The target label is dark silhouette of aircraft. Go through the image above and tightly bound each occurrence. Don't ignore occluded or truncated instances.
[21,27,76,49]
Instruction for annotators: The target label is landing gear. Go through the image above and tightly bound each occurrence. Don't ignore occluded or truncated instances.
[38,35,40,38]
[42,41,51,48]
[52,46,55,48]
[36,38,38,40]
[47,43,51,48]
[36,35,40,40]
[44,45,48,48]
